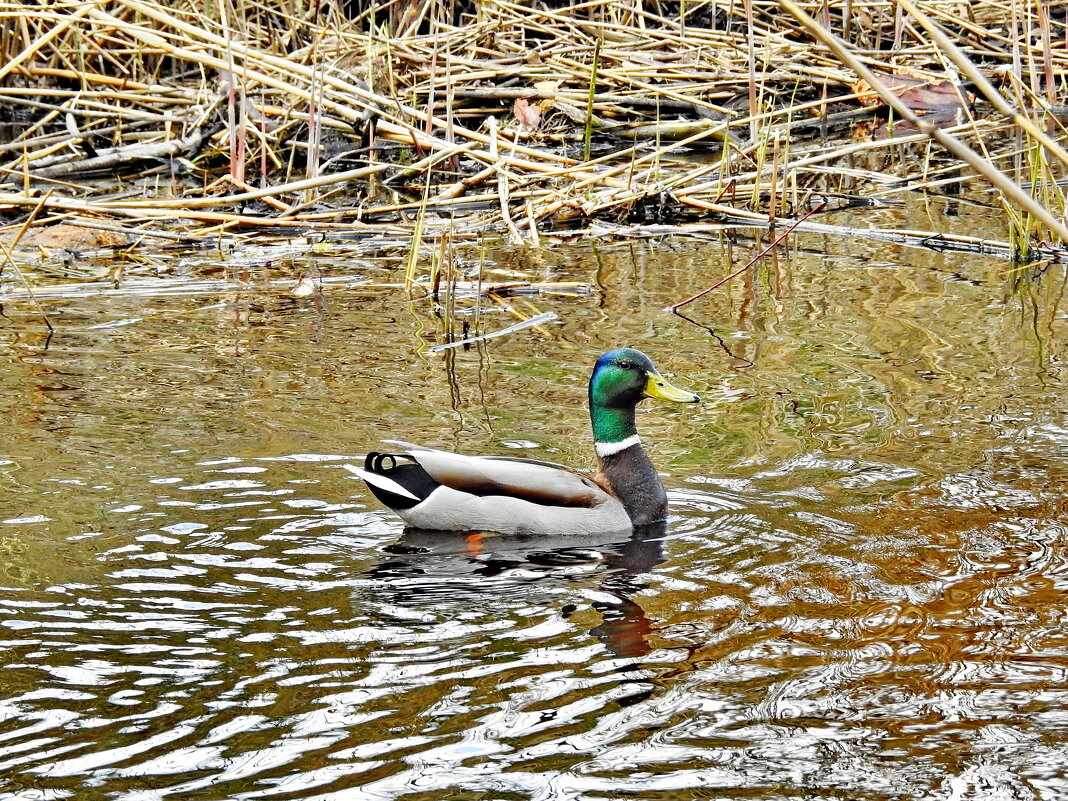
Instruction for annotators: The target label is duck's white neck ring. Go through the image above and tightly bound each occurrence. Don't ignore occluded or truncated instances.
[596,435,641,458]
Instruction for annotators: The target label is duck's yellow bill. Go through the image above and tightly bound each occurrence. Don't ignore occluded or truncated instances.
[644,372,700,403]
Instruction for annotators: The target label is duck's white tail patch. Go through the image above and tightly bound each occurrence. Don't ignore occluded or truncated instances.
[595,435,641,458]
[342,464,421,502]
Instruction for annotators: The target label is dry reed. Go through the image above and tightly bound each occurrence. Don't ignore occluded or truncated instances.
[1,0,1066,257]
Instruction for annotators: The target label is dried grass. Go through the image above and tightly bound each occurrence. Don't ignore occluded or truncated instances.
[1,0,1067,255]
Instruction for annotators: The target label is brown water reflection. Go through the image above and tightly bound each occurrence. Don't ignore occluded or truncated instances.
[0,203,1067,799]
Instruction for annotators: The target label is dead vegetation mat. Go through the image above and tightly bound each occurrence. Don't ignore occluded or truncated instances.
[2,0,1068,257]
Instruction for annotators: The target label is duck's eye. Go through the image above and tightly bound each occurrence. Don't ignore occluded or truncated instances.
[617,360,633,370]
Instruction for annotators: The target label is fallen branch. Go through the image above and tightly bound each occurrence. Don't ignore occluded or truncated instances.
[25,124,220,178]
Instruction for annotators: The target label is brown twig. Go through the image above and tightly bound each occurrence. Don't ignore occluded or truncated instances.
[666,201,827,312]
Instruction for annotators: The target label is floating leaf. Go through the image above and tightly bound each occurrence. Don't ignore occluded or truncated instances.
[291,273,316,297]
[853,72,974,113]
[513,97,543,130]
[533,80,559,97]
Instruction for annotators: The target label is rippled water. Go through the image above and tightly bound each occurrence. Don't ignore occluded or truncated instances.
[1,205,1067,799]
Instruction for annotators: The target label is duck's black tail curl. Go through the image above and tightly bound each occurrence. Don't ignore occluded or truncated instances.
[361,451,439,510]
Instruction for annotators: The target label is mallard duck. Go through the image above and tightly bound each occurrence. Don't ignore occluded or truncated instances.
[348,348,699,535]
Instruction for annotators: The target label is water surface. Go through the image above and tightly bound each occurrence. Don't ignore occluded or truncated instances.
[1,202,1067,799]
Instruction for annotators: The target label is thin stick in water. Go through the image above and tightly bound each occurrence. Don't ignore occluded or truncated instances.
[428,311,559,352]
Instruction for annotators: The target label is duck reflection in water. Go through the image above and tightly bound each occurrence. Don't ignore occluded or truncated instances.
[362,521,669,661]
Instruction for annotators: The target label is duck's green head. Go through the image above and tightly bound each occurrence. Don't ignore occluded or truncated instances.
[589,348,700,412]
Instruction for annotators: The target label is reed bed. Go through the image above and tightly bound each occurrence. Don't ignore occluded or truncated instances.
[1,0,1067,256]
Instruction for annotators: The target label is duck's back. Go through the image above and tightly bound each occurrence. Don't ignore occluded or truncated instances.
[348,441,633,535]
